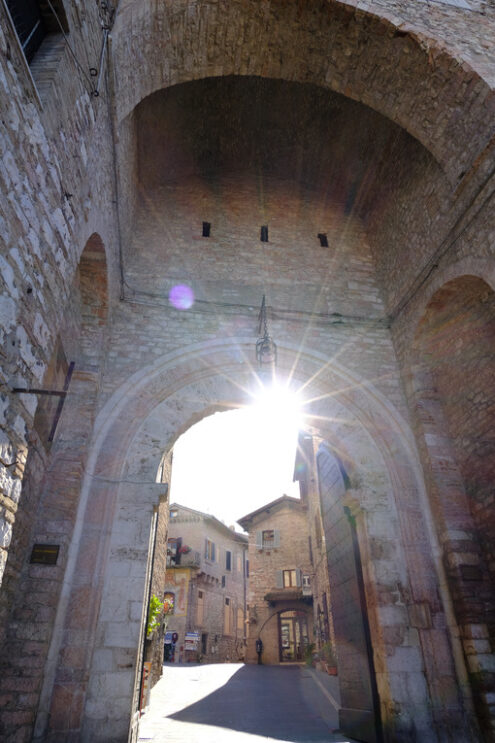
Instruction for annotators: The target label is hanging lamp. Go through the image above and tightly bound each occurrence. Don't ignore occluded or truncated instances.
[256,295,277,368]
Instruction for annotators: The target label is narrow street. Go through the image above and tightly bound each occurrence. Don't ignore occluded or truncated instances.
[138,663,356,743]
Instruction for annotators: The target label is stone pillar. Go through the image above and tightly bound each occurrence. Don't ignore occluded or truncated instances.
[81,482,166,743]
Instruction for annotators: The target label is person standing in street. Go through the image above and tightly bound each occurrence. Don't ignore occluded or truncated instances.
[255,638,263,665]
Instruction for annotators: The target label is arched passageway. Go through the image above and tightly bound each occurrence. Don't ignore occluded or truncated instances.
[0,2,494,742]
[30,340,477,742]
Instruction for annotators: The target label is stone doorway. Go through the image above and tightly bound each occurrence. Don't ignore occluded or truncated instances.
[278,610,310,663]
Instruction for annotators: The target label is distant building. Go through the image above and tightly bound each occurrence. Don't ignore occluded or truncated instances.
[164,504,248,663]
[238,495,314,665]
[293,432,335,653]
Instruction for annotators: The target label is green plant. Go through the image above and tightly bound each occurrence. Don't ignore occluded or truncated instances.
[304,642,315,666]
[146,594,163,637]
[320,641,337,666]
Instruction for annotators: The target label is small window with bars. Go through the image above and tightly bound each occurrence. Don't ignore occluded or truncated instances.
[255,529,280,550]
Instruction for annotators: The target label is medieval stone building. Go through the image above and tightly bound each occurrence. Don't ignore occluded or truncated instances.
[164,503,248,664]
[239,495,314,666]
[0,1,494,742]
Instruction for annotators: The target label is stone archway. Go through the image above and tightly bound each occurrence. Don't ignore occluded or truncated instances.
[36,338,478,742]
[111,0,495,184]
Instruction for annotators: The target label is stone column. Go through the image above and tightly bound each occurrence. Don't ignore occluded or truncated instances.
[81,482,166,743]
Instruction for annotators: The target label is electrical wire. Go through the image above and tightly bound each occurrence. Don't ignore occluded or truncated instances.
[120,284,389,327]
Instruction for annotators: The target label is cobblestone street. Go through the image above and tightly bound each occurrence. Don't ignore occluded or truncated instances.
[137,663,356,743]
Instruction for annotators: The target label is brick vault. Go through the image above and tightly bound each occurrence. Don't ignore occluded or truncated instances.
[0,1,494,741]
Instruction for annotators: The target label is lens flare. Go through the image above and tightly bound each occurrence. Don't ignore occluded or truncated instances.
[250,382,303,430]
[169,284,194,310]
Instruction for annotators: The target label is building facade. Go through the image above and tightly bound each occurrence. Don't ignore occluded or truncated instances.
[0,1,494,741]
[294,432,335,656]
[239,496,314,666]
[164,504,248,664]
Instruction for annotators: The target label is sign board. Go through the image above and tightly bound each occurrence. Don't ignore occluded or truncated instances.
[185,631,199,650]
[30,544,60,565]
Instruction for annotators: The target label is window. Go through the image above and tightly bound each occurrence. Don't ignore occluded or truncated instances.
[197,590,204,625]
[204,538,216,562]
[167,538,182,567]
[308,535,313,565]
[201,633,208,655]
[255,529,280,550]
[5,0,68,64]
[283,569,297,588]
[221,575,226,588]
[276,569,302,589]
[246,559,249,578]
[225,549,232,571]
[237,608,244,634]
[224,598,232,634]
[170,509,178,519]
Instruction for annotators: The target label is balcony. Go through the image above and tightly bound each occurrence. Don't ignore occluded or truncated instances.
[167,550,201,568]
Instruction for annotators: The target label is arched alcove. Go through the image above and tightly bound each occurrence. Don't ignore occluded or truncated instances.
[409,274,495,738]
[0,234,110,742]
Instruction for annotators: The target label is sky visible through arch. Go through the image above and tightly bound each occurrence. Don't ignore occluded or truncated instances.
[169,399,302,532]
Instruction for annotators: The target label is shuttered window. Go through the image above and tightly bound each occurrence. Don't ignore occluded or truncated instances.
[276,568,303,588]
[205,538,216,561]
[226,549,232,571]
[196,590,204,625]
[224,598,232,634]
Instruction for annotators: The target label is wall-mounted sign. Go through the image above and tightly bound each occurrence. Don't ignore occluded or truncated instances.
[30,544,60,565]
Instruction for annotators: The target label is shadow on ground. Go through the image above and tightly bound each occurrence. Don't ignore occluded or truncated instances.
[170,664,340,741]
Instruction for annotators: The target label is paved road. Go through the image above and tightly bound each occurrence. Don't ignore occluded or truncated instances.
[138,663,356,743]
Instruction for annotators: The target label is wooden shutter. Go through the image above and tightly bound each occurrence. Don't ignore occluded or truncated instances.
[212,542,216,562]
[255,531,263,549]
[273,530,281,548]
[276,570,283,588]
[296,568,302,587]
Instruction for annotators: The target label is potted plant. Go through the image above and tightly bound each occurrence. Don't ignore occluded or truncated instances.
[146,594,164,640]
[320,641,338,675]
[304,642,315,667]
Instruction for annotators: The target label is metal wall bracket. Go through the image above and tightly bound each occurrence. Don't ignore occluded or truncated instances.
[12,361,75,441]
